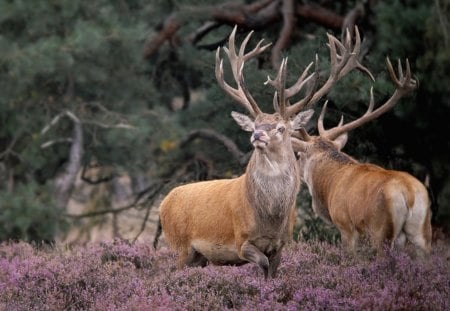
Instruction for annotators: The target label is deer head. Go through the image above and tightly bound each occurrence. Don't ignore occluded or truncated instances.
[215,26,316,156]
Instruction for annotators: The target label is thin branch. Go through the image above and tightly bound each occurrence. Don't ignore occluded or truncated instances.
[81,120,136,130]
[341,2,365,40]
[153,219,163,249]
[0,130,22,159]
[66,170,175,219]
[180,128,248,165]
[189,21,222,45]
[271,0,295,68]
[40,112,66,135]
[40,138,73,149]
[143,13,180,59]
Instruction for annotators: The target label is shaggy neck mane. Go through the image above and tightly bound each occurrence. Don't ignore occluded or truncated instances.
[245,145,299,226]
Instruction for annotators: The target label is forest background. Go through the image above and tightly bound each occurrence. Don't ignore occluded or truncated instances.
[0,0,449,244]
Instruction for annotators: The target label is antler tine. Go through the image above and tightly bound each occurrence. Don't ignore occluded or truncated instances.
[237,62,262,115]
[317,99,347,138]
[398,58,404,80]
[266,27,375,120]
[215,49,245,104]
[338,27,375,82]
[305,26,375,110]
[317,100,343,135]
[265,57,288,116]
[320,58,418,140]
[317,100,329,136]
[284,62,318,117]
[215,25,271,117]
[386,57,417,90]
[265,58,317,119]
[285,61,315,98]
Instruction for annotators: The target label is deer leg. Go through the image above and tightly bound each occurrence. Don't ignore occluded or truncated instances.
[393,231,406,249]
[370,227,390,256]
[339,228,358,254]
[185,247,208,267]
[404,208,432,257]
[240,241,269,278]
[267,248,283,278]
[177,248,189,269]
[405,229,431,258]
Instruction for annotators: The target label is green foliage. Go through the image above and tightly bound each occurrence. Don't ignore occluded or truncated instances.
[0,0,159,180]
[0,182,63,242]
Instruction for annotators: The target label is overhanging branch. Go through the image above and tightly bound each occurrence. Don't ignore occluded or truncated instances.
[143,0,344,68]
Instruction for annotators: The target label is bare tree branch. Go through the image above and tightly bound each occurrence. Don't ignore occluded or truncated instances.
[271,0,295,68]
[180,128,249,166]
[81,120,135,130]
[341,2,365,40]
[0,130,22,160]
[41,111,84,210]
[40,138,73,149]
[53,112,84,210]
[132,202,153,243]
[296,4,344,29]
[143,0,345,67]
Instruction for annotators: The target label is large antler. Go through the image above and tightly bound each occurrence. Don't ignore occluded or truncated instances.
[264,26,374,120]
[318,58,418,140]
[215,26,271,117]
[264,58,317,119]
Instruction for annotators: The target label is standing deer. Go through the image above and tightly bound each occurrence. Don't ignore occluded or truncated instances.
[160,28,310,279]
[160,26,373,277]
[291,59,432,255]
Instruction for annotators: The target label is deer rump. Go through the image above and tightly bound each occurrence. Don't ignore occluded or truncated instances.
[309,160,431,249]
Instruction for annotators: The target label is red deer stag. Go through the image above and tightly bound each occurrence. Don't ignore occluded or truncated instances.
[160,26,373,277]
[160,27,315,279]
[291,59,432,256]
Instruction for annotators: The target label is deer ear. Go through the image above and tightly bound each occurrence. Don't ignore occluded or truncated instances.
[333,132,348,150]
[290,109,314,130]
[231,111,254,132]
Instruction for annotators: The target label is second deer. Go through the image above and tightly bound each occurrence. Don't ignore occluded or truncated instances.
[292,59,432,256]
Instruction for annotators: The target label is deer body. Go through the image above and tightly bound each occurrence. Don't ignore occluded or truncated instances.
[291,55,432,255]
[158,25,324,278]
[297,138,432,254]
[160,127,300,275]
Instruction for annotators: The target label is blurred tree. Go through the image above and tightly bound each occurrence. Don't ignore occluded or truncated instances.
[0,0,448,242]
[0,0,173,241]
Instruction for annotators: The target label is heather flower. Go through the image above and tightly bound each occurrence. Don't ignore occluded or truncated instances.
[0,239,448,310]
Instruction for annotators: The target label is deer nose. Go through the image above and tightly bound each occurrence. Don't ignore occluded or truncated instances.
[253,131,264,140]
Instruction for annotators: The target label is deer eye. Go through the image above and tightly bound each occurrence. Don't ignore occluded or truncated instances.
[277,126,285,133]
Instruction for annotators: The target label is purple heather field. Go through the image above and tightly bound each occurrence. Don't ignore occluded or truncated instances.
[1,238,449,310]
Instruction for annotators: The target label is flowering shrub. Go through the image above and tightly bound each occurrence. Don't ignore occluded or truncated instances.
[1,239,449,310]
